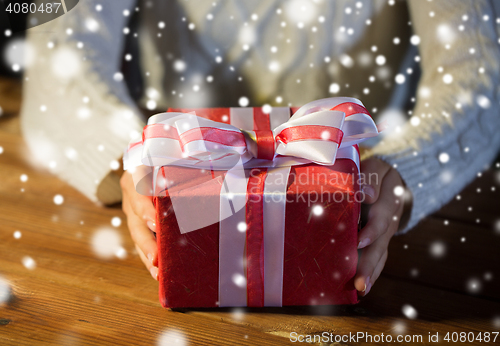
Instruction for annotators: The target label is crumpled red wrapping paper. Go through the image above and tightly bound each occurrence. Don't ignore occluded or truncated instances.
[154,108,360,308]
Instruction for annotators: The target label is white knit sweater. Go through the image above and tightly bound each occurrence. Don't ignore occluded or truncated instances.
[20,0,500,233]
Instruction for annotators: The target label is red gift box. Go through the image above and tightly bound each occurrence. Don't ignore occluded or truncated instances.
[152,106,364,308]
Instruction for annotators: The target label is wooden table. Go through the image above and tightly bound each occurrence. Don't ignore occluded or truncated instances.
[1,78,499,345]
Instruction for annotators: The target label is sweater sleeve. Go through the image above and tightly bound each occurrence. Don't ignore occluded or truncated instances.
[365,0,500,233]
[20,0,144,204]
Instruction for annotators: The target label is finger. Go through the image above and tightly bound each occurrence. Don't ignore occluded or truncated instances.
[131,192,156,225]
[354,233,389,292]
[127,206,159,267]
[360,158,391,205]
[135,244,158,281]
[358,250,388,297]
[365,250,388,295]
[121,172,156,227]
[120,173,158,266]
[358,169,403,248]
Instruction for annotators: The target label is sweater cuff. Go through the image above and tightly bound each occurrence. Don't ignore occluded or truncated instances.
[59,113,144,205]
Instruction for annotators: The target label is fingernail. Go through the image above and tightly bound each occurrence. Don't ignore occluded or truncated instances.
[147,220,156,231]
[147,253,153,264]
[358,238,371,249]
[362,276,370,292]
[362,184,375,199]
[150,266,158,280]
[365,282,372,295]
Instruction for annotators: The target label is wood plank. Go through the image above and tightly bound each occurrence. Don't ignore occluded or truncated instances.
[0,78,22,118]
[0,275,291,346]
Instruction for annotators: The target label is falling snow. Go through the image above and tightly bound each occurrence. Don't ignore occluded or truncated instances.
[442,74,453,84]
[158,329,186,346]
[91,228,123,259]
[439,153,450,164]
[238,97,249,107]
[395,74,405,84]
[466,278,482,294]
[111,217,122,227]
[476,95,491,109]
[329,83,340,94]
[430,241,446,258]
[0,276,11,305]
[232,273,246,287]
[53,194,64,205]
[375,55,386,66]
[402,304,418,319]
[410,35,420,45]
[237,222,247,232]
[51,47,80,79]
[312,205,324,216]
[22,256,36,270]
[393,186,404,197]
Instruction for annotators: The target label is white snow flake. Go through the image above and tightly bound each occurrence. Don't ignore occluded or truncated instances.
[237,222,247,232]
[476,95,491,109]
[466,278,482,294]
[53,194,64,205]
[238,97,249,107]
[402,304,418,319]
[158,329,187,346]
[22,256,36,270]
[393,186,404,196]
[395,74,405,84]
[329,83,340,94]
[375,55,386,66]
[442,74,453,84]
[312,205,324,216]
[430,241,446,258]
[232,273,246,287]
[439,153,450,163]
[91,228,123,259]
[0,276,11,304]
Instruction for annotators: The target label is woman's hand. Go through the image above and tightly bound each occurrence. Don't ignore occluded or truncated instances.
[355,157,409,296]
[120,171,159,280]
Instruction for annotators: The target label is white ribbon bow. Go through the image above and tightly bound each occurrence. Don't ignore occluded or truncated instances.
[124,97,379,172]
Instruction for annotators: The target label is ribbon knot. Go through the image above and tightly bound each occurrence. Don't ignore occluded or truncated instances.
[254,130,275,160]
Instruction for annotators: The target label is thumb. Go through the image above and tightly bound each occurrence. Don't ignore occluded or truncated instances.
[360,158,391,204]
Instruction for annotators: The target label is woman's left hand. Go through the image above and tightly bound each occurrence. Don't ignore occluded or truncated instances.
[354,157,408,296]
